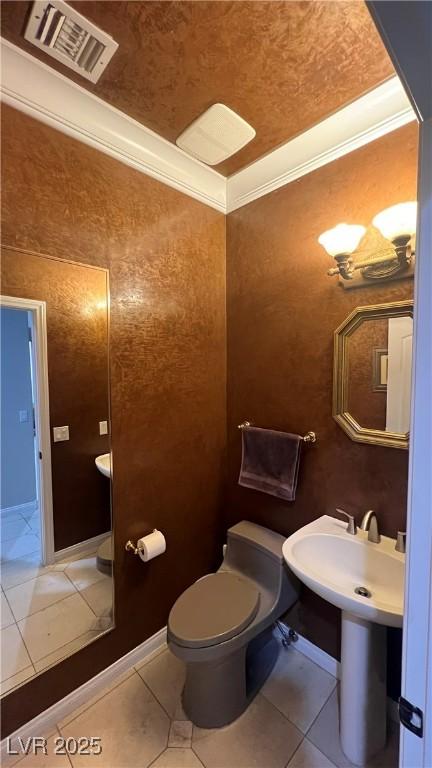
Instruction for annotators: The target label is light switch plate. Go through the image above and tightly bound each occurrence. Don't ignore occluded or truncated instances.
[19,410,29,423]
[99,420,108,435]
[53,425,69,442]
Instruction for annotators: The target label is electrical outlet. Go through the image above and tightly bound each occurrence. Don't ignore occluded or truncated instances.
[53,426,69,442]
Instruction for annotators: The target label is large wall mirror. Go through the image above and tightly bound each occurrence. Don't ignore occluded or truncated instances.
[0,246,113,696]
[333,300,413,449]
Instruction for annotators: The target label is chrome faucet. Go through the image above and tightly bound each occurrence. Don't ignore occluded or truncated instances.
[335,508,357,535]
[360,510,381,544]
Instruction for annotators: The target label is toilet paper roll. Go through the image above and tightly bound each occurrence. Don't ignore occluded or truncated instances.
[137,530,166,562]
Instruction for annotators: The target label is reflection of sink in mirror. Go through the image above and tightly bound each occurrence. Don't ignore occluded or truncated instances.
[95,453,111,478]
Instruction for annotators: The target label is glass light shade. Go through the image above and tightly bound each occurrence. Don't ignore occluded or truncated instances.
[318,224,366,257]
[372,202,417,241]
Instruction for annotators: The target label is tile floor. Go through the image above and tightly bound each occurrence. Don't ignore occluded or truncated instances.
[1,508,113,695]
[4,641,399,768]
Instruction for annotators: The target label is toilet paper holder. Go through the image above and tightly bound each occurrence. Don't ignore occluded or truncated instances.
[125,529,166,560]
[125,531,158,555]
[125,539,141,555]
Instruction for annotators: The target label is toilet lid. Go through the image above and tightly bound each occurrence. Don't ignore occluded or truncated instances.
[168,572,260,649]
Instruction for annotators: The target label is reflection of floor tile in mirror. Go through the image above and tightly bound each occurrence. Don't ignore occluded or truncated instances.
[0,518,32,542]
[80,578,113,617]
[0,507,41,567]
[65,556,108,591]
[0,623,32,680]
[5,571,77,622]
[18,592,98,662]
[1,591,15,629]
[34,630,102,673]
[0,552,47,591]
[1,534,40,562]
[1,548,113,696]
[0,664,36,697]
[23,515,41,534]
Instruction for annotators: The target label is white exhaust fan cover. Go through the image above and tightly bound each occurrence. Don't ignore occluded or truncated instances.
[176,104,256,166]
[24,0,118,83]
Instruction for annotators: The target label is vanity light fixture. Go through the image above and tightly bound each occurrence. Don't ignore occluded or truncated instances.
[319,201,417,286]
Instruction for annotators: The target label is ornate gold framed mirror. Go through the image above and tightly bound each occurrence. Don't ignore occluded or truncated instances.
[333,300,414,449]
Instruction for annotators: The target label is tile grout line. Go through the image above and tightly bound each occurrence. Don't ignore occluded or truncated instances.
[283,736,305,768]
[190,743,206,767]
[305,683,339,737]
[260,642,338,734]
[145,681,172,768]
[135,665,179,723]
[1,662,37,694]
[6,574,80,624]
[33,627,103,675]
[56,666,138,732]
[13,592,101,672]
[0,550,45,590]
[14,612,37,673]
[1,538,42,566]
[72,576,108,621]
[55,725,74,768]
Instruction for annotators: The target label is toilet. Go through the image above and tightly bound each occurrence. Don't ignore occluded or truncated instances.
[168,520,299,728]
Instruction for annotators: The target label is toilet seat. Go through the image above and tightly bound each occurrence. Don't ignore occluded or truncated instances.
[169,572,260,649]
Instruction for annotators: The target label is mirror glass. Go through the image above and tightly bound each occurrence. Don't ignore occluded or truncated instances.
[333,301,413,449]
[347,316,413,434]
[1,246,113,696]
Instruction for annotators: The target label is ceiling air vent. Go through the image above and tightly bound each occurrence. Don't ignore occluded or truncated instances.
[24,0,118,83]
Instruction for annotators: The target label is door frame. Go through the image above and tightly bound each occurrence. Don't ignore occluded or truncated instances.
[1,295,55,565]
[399,118,432,768]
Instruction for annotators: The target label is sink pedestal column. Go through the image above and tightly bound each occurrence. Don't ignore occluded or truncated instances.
[340,611,387,766]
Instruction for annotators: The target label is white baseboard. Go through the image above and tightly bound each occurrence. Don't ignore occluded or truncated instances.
[292,632,399,725]
[0,501,37,518]
[54,532,111,562]
[294,633,340,678]
[1,627,167,760]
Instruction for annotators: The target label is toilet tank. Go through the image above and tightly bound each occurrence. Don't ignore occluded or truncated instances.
[221,521,298,615]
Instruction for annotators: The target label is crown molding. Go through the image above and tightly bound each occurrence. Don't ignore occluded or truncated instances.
[1,39,416,216]
[0,39,227,213]
[226,77,416,212]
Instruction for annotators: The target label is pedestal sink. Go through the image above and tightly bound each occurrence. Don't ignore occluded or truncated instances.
[282,515,405,766]
[95,453,111,478]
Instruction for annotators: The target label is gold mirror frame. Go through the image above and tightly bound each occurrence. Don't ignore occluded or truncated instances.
[333,300,414,450]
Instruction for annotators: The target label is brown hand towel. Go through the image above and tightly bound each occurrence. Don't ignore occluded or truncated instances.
[238,426,302,501]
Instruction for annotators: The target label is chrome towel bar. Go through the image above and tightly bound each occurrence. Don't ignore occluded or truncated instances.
[237,421,316,443]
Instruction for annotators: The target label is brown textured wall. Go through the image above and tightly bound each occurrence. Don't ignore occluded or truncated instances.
[225,122,417,659]
[1,104,226,735]
[1,248,111,550]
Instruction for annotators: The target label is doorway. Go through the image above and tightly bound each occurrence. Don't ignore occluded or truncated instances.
[0,296,54,568]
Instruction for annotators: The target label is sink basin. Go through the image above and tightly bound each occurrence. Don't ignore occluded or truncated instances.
[283,515,406,765]
[282,515,404,627]
[95,453,111,478]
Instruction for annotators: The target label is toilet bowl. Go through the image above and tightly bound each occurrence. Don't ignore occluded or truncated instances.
[167,520,299,728]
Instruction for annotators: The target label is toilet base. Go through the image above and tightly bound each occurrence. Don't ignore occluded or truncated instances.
[180,628,278,728]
